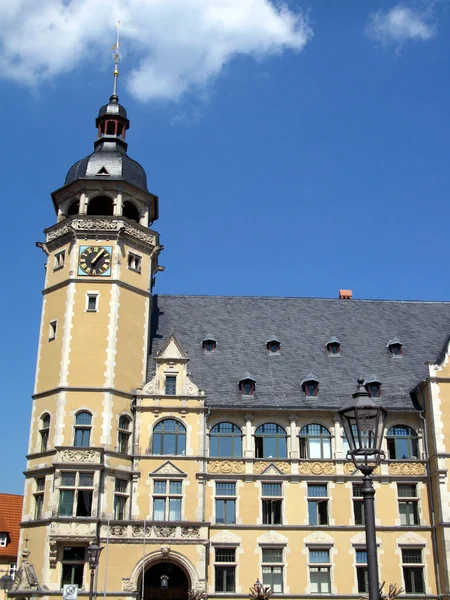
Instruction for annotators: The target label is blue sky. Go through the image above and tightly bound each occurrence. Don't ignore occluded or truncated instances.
[1,0,450,494]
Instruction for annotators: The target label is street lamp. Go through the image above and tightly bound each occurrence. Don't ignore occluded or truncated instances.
[87,541,104,600]
[0,575,13,591]
[160,574,169,600]
[339,377,387,600]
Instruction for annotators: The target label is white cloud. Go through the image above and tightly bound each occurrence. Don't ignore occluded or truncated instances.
[0,0,312,102]
[366,5,435,46]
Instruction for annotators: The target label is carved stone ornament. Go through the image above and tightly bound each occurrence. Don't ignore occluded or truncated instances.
[154,526,176,538]
[123,222,156,246]
[142,375,159,394]
[110,525,127,536]
[122,578,137,592]
[185,377,200,396]
[46,223,73,242]
[60,449,98,463]
[344,462,380,475]
[208,460,245,474]
[181,527,200,538]
[160,545,171,559]
[49,540,58,569]
[304,532,334,546]
[72,218,123,231]
[397,532,426,546]
[132,525,152,538]
[210,531,241,545]
[298,461,336,475]
[389,462,426,476]
[257,531,288,545]
[254,461,290,475]
[152,461,186,476]
[259,463,286,476]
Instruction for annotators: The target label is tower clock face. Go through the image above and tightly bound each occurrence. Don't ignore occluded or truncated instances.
[78,245,112,276]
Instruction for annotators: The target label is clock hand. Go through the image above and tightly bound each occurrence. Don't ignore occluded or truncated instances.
[91,248,105,265]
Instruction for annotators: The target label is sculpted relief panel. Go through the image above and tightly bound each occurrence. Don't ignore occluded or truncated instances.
[208,461,245,474]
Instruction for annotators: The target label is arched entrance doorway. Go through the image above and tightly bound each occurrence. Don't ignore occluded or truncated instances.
[140,562,190,600]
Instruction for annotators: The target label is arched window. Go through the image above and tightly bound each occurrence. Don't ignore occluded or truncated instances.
[386,426,419,460]
[40,413,50,452]
[210,422,242,458]
[255,424,287,459]
[122,201,140,223]
[74,412,92,447]
[86,195,114,216]
[153,419,186,455]
[67,200,79,216]
[299,424,331,459]
[118,416,131,454]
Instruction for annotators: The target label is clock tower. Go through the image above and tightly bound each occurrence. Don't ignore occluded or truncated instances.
[21,87,163,581]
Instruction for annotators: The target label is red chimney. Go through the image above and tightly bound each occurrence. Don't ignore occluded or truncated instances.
[339,289,352,300]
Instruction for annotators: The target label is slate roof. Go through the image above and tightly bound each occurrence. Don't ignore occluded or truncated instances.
[0,494,23,559]
[149,295,450,411]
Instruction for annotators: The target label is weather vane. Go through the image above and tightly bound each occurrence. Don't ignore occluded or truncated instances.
[112,20,121,97]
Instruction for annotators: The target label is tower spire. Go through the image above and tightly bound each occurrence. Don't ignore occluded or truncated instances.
[112,21,121,98]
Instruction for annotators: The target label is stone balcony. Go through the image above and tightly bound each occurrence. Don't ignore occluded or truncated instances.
[49,519,97,539]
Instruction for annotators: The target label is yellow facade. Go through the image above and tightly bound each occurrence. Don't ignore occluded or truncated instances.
[14,92,450,600]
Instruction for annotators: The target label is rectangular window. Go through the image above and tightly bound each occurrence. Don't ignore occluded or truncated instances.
[54,251,66,271]
[215,548,236,592]
[356,549,368,594]
[34,477,45,520]
[165,376,177,395]
[153,479,182,521]
[398,484,419,526]
[402,549,425,593]
[308,484,328,526]
[309,549,331,593]
[86,294,98,312]
[262,483,282,525]
[49,320,57,341]
[114,478,128,520]
[262,548,283,593]
[61,546,85,587]
[216,482,236,524]
[0,535,7,547]
[128,252,142,273]
[58,472,94,517]
[353,484,364,525]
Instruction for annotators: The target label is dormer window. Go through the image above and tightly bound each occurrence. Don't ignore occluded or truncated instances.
[0,534,7,548]
[266,337,280,354]
[239,374,256,396]
[364,376,381,398]
[387,338,403,356]
[301,374,319,397]
[326,336,340,355]
[203,335,217,352]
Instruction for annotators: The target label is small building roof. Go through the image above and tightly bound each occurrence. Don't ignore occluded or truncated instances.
[0,494,23,560]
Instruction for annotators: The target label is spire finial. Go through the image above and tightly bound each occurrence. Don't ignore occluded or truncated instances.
[112,21,121,98]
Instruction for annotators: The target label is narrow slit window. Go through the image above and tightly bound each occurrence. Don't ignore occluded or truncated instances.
[49,320,57,341]
[86,294,98,312]
[54,251,66,271]
[128,252,142,273]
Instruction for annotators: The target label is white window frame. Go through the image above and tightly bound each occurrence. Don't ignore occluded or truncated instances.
[214,546,237,593]
[215,481,237,525]
[114,478,129,520]
[401,546,426,594]
[0,534,7,547]
[308,547,332,594]
[152,479,183,521]
[58,471,95,518]
[397,483,420,526]
[261,547,284,593]
[85,292,99,313]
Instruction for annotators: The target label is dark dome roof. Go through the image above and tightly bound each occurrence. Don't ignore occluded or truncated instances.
[98,95,128,119]
[65,140,148,191]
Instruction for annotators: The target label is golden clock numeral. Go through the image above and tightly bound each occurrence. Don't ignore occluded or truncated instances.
[92,269,97,275]
[85,267,91,274]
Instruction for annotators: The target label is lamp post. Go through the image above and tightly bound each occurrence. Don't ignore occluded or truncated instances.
[87,541,104,600]
[339,377,387,600]
[0,574,13,591]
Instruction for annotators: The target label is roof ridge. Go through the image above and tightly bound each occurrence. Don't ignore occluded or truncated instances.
[154,293,450,304]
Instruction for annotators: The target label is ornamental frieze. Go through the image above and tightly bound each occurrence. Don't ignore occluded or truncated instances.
[132,525,152,537]
[181,526,200,538]
[59,449,99,463]
[388,462,426,476]
[46,223,73,242]
[110,525,126,536]
[123,222,157,246]
[254,461,290,475]
[208,461,245,474]
[72,218,122,231]
[298,462,335,475]
[344,462,380,475]
[154,526,176,538]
